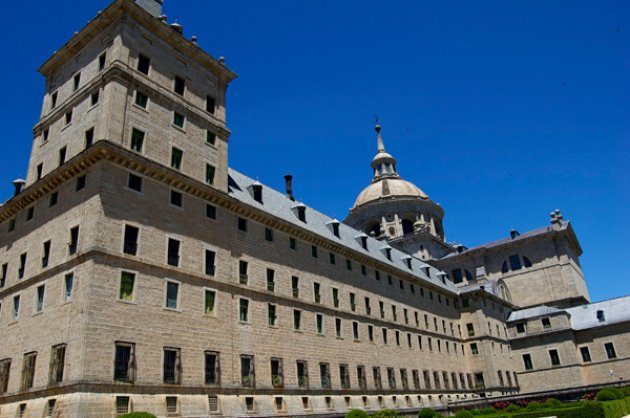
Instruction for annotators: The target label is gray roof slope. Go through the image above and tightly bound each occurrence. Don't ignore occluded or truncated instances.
[227,168,457,293]
[508,305,563,322]
[566,296,630,330]
[440,222,569,260]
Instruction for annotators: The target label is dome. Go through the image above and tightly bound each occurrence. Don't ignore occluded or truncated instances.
[352,177,429,209]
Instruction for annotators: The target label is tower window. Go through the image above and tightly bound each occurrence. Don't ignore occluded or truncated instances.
[207,130,216,145]
[85,128,94,148]
[137,54,150,74]
[130,128,145,152]
[206,95,216,114]
[90,90,99,106]
[170,190,183,207]
[174,76,186,95]
[73,73,81,91]
[135,91,148,108]
[173,112,185,128]
[401,219,414,235]
[98,52,106,71]
[171,147,183,170]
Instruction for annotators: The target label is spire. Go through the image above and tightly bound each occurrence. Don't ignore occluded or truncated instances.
[370,121,399,180]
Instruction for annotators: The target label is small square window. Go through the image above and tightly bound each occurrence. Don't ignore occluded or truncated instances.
[174,76,185,95]
[26,206,34,221]
[237,217,248,232]
[127,173,143,192]
[170,190,183,207]
[206,204,217,219]
[135,91,148,108]
[173,112,185,128]
[289,237,297,250]
[116,396,129,415]
[265,228,274,242]
[541,318,551,329]
[166,396,178,413]
[137,54,150,74]
[49,191,59,207]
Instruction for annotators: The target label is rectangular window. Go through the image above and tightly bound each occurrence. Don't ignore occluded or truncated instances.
[373,367,382,390]
[127,173,143,192]
[90,90,99,106]
[382,328,388,344]
[206,95,216,114]
[173,112,185,128]
[605,342,617,359]
[470,343,479,356]
[264,228,273,242]
[99,52,106,71]
[68,226,79,255]
[206,164,216,185]
[130,128,145,152]
[379,301,385,318]
[206,204,217,219]
[135,91,148,108]
[171,147,183,170]
[339,364,350,389]
[51,91,58,109]
[387,367,396,389]
[365,297,371,315]
[73,73,81,91]
[319,363,331,388]
[35,285,45,313]
[204,289,216,315]
[516,322,526,333]
[289,237,297,250]
[291,276,299,297]
[165,281,179,309]
[206,130,216,146]
[579,347,591,362]
[549,349,560,366]
[335,318,342,337]
[332,288,339,308]
[21,352,37,390]
[204,351,219,385]
[509,254,522,270]
[49,344,66,384]
[240,355,254,387]
[271,358,283,388]
[400,369,409,390]
[119,272,135,301]
[522,354,533,370]
[541,317,551,329]
[268,303,276,326]
[443,371,450,389]
[349,292,356,311]
[58,146,67,166]
[18,253,27,279]
[423,370,431,389]
[313,282,321,303]
[297,360,308,388]
[433,371,441,389]
[316,314,323,334]
[266,268,275,292]
[239,298,249,322]
[0,359,11,394]
[167,238,180,266]
[311,245,318,258]
[293,310,301,330]
[37,163,43,180]
[123,225,139,255]
[329,252,336,265]
[174,76,185,95]
[204,250,216,276]
[85,128,94,148]
[65,110,72,125]
[76,174,86,190]
[238,217,248,232]
[368,325,374,342]
[412,370,420,390]
[352,321,359,340]
[64,273,74,301]
[41,241,51,268]
[466,323,475,337]
[163,348,181,384]
[239,260,248,284]
[166,397,178,413]
[116,397,129,415]
[357,365,367,390]
[137,54,150,74]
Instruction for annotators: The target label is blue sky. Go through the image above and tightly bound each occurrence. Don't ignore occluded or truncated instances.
[0,1,628,302]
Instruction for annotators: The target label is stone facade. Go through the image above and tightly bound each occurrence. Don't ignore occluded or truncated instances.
[0,1,627,418]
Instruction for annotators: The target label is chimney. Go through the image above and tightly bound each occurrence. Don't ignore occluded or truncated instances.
[12,178,25,197]
[133,0,163,18]
[284,175,295,201]
[510,229,520,239]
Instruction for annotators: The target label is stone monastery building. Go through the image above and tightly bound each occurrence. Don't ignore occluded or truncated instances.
[0,0,628,417]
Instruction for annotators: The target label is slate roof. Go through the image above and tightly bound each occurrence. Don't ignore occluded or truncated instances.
[440,222,569,260]
[566,296,630,330]
[507,305,563,322]
[227,169,458,293]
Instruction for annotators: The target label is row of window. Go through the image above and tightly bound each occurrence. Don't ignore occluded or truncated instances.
[450,254,533,285]
[0,224,79,289]
[0,273,74,321]
[0,344,66,394]
[521,343,618,370]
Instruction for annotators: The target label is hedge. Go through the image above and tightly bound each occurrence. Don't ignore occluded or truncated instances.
[116,413,157,418]
[345,409,369,418]
[601,397,630,418]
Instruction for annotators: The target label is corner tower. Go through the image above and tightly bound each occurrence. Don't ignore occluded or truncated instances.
[344,123,453,261]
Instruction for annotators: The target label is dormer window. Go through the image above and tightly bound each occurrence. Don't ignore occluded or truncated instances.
[291,203,306,223]
[326,220,340,238]
[355,234,368,250]
[249,183,263,203]
[401,256,412,270]
[381,246,392,261]
[422,266,430,278]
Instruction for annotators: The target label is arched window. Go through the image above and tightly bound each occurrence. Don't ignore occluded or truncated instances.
[451,268,473,284]
[401,219,414,235]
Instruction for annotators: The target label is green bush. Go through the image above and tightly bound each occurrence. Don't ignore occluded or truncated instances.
[507,402,605,418]
[601,397,630,418]
[345,409,369,418]
[505,404,521,412]
[117,413,157,418]
[454,411,474,418]
[418,408,437,418]
[597,388,624,401]
[479,407,496,414]
[525,401,541,410]
[542,398,562,409]
[372,409,402,417]
[621,386,630,397]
